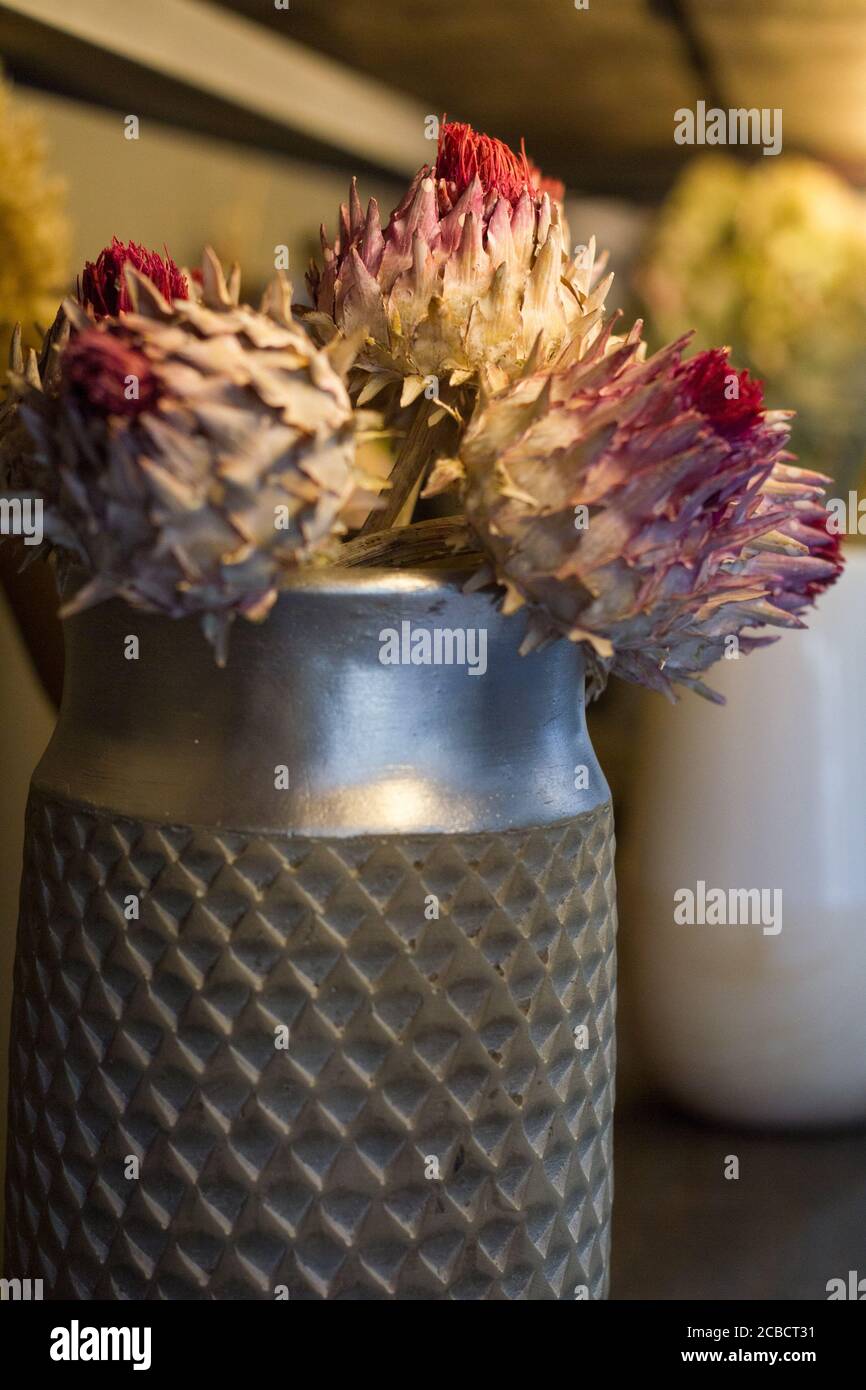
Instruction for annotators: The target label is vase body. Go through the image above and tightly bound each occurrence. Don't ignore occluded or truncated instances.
[4,568,617,1298]
[626,546,864,1127]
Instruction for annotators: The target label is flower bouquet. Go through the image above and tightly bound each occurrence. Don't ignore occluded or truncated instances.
[0,124,842,1302]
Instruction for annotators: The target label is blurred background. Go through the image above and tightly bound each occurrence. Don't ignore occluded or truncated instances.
[2,0,866,1299]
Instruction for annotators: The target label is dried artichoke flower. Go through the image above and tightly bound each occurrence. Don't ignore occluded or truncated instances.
[436,323,843,699]
[307,120,612,413]
[307,120,612,532]
[0,244,380,662]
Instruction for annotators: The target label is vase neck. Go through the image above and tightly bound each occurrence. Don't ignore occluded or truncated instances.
[36,569,609,835]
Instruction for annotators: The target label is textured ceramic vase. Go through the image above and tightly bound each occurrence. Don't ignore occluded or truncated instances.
[4,567,617,1299]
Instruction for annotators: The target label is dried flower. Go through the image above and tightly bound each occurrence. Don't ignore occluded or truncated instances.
[78,236,189,317]
[0,75,69,357]
[307,120,611,409]
[2,247,379,661]
[448,326,842,699]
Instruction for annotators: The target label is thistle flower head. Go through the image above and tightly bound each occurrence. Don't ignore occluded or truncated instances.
[2,246,379,662]
[452,327,843,699]
[79,236,189,317]
[307,120,610,408]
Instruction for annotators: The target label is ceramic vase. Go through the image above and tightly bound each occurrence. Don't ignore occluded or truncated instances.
[4,568,617,1298]
[626,548,864,1127]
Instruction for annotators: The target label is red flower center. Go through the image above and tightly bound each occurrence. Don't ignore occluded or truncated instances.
[79,238,189,318]
[62,329,161,419]
[435,121,535,205]
[677,349,764,438]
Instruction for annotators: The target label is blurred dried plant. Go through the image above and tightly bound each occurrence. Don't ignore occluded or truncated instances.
[0,75,69,360]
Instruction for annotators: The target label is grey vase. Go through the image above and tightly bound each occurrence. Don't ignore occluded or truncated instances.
[4,566,617,1300]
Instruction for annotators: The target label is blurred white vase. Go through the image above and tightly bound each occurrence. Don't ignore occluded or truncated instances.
[627,546,866,1127]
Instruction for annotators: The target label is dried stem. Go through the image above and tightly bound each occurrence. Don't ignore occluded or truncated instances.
[336,516,477,570]
[357,397,447,536]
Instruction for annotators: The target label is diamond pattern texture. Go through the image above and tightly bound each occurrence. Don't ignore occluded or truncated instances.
[5,791,617,1300]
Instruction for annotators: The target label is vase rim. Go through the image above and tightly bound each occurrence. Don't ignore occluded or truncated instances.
[271,557,481,600]
[61,556,483,610]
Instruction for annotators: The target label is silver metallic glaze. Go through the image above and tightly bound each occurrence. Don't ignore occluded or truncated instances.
[36,567,609,835]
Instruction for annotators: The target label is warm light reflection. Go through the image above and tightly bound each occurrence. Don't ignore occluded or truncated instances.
[367,777,436,830]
